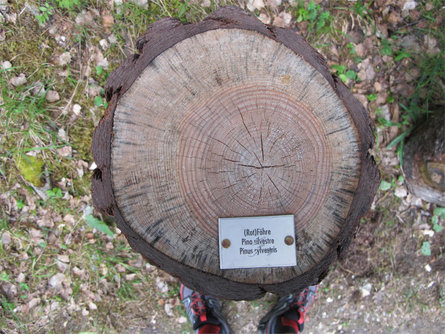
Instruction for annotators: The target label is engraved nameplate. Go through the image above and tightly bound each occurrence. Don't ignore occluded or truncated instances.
[218,215,297,270]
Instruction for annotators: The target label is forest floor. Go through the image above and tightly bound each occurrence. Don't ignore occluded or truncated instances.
[0,0,444,333]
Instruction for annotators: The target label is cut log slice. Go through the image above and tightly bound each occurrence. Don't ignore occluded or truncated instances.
[92,7,379,300]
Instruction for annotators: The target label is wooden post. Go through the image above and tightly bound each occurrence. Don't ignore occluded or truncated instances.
[91,7,379,300]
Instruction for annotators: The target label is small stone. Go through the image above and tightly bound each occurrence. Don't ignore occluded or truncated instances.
[99,39,109,50]
[57,146,72,158]
[130,0,149,9]
[201,0,211,7]
[31,81,45,97]
[27,297,41,310]
[50,301,59,311]
[10,73,27,87]
[249,0,265,11]
[58,128,68,141]
[177,316,187,324]
[75,10,95,26]
[402,1,417,11]
[274,12,292,28]
[2,61,11,69]
[115,264,126,273]
[49,273,66,290]
[164,303,174,317]
[267,0,282,8]
[57,52,71,66]
[258,13,271,24]
[357,59,375,81]
[81,307,89,316]
[72,104,82,116]
[56,255,70,272]
[394,186,408,198]
[156,277,169,293]
[46,90,60,103]
[125,273,137,281]
[16,273,26,283]
[88,301,97,311]
[72,267,85,278]
[1,231,11,246]
[1,283,17,299]
[360,283,372,297]
[63,214,75,225]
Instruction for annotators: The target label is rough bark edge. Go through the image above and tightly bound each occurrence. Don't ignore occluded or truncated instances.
[91,6,380,300]
[402,112,445,206]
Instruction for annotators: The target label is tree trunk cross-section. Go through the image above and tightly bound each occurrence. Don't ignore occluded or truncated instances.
[92,7,379,300]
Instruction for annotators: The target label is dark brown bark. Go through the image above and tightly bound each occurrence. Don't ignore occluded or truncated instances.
[91,6,379,300]
[403,112,445,206]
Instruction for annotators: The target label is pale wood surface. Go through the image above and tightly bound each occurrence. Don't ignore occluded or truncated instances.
[92,7,379,300]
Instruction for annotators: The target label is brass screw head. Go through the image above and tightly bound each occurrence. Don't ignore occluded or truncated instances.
[222,239,231,248]
[284,235,294,245]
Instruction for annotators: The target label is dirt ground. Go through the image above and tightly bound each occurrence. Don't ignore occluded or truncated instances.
[0,0,444,333]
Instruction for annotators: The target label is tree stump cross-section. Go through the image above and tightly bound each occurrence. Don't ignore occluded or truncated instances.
[92,7,380,300]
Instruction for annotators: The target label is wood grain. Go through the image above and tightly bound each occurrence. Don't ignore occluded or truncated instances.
[92,7,379,300]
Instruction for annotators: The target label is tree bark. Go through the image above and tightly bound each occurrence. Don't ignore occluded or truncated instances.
[403,112,445,206]
[91,7,379,300]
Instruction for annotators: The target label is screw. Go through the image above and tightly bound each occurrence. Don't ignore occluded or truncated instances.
[222,239,231,248]
[284,235,294,245]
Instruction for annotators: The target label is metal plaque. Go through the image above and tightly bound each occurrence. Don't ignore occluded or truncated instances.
[218,215,297,270]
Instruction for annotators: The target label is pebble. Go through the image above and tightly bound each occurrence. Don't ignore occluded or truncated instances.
[1,231,11,246]
[99,39,109,50]
[2,60,11,69]
[267,0,282,8]
[403,1,417,11]
[394,186,408,198]
[125,273,137,281]
[156,277,169,293]
[360,283,372,297]
[16,273,25,283]
[177,316,187,324]
[164,303,174,317]
[56,254,70,272]
[49,273,66,290]
[247,0,265,11]
[58,128,68,141]
[27,297,41,310]
[89,162,97,170]
[273,12,292,28]
[46,90,60,103]
[75,10,95,26]
[31,81,45,97]
[57,52,72,66]
[57,146,72,158]
[72,103,82,116]
[10,73,27,87]
[88,301,97,311]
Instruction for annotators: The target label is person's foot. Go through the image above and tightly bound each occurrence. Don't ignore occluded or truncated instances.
[257,285,318,334]
[180,283,233,334]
